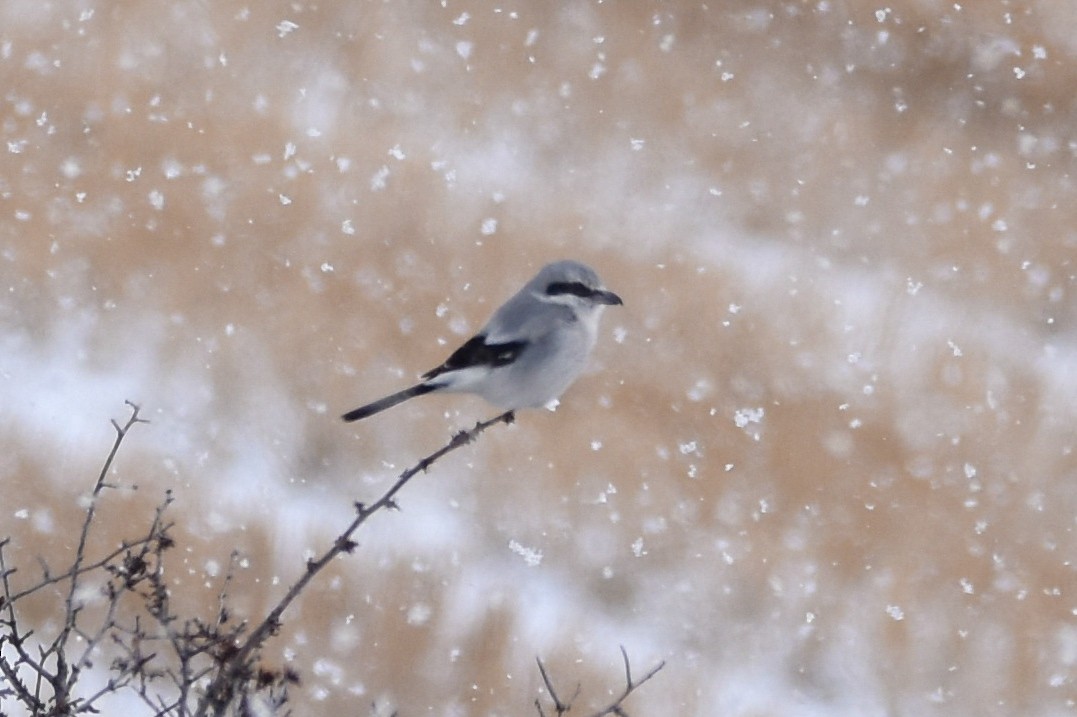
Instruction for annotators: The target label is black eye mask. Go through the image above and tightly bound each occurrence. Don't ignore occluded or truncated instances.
[545,281,594,298]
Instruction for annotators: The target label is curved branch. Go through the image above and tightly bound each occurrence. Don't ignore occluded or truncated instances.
[195,410,516,716]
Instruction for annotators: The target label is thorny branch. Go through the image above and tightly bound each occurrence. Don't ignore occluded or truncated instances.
[0,401,151,715]
[534,646,665,717]
[194,409,518,716]
[2,403,666,716]
[67,400,150,607]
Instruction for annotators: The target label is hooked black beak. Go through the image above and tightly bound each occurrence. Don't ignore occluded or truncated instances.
[594,289,624,306]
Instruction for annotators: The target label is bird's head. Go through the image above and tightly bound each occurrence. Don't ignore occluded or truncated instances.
[532,260,623,310]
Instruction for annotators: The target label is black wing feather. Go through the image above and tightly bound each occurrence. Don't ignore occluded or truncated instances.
[422,335,527,380]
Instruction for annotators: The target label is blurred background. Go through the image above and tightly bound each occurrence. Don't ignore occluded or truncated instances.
[2,1,1075,715]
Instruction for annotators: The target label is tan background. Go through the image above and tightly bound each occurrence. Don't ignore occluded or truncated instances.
[2,1,1075,715]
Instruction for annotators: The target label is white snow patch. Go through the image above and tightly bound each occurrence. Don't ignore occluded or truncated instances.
[733,407,764,429]
[508,540,543,567]
[406,603,432,626]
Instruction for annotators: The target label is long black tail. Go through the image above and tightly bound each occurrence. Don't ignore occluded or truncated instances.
[341,383,437,422]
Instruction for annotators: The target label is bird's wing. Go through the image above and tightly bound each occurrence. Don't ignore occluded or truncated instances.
[481,292,576,345]
[421,334,527,380]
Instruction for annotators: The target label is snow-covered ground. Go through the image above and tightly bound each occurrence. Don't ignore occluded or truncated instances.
[2,2,1075,715]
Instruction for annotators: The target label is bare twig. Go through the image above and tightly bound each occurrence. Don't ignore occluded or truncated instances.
[7,531,163,604]
[52,402,148,706]
[195,410,517,717]
[534,655,579,716]
[534,647,665,717]
[0,541,46,711]
[66,401,149,613]
[0,402,150,716]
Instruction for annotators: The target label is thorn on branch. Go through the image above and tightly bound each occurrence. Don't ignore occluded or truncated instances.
[335,538,359,554]
[256,669,278,689]
[449,429,472,449]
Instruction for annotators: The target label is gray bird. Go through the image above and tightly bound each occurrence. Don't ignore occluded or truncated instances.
[342,260,623,421]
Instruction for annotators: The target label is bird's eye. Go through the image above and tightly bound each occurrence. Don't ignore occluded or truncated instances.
[545,281,592,298]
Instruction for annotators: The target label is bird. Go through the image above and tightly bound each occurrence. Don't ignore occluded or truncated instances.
[341,260,623,422]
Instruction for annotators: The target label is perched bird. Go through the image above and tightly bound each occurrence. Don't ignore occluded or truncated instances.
[342,260,623,422]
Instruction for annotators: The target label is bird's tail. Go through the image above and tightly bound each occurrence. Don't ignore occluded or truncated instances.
[341,383,437,422]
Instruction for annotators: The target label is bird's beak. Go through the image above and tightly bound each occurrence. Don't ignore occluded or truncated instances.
[594,289,624,306]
